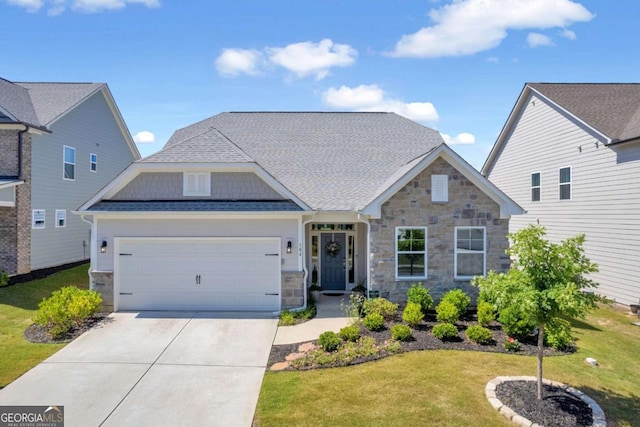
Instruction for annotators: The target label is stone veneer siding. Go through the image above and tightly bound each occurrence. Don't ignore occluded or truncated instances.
[0,130,32,275]
[90,270,114,312]
[370,157,510,302]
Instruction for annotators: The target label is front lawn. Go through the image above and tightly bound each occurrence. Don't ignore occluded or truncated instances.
[255,305,640,427]
[0,264,90,388]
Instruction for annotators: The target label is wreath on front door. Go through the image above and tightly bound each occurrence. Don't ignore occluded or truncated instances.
[324,241,341,257]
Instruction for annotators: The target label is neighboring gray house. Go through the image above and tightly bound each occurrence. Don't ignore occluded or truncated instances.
[78,112,522,312]
[0,78,140,276]
[483,83,640,306]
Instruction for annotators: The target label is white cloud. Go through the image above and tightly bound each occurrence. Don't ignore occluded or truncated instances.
[215,48,263,77]
[6,0,43,12]
[441,132,476,145]
[390,0,593,57]
[560,28,577,40]
[7,0,160,14]
[527,32,554,47]
[322,84,439,123]
[265,39,357,80]
[133,131,155,144]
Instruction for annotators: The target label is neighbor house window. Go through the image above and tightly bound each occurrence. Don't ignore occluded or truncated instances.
[455,227,486,279]
[431,175,448,202]
[559,167,571,200]
[63,146,76,180]
[531,172,541,202]
[396,227,427,279]
[55,210,66,228]
[32,209,45,229]
[183,172,211,196]
[90,153,97,172]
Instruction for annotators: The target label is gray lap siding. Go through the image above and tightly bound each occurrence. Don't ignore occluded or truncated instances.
[369,157,510,302]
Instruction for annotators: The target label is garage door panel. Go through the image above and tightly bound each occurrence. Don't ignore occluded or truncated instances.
[116,238,281,311]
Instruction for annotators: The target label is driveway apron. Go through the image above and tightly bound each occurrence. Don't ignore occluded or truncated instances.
[0,311,278,427]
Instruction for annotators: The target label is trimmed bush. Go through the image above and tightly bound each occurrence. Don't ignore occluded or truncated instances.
[0,270,8,287]
[441,289,471,316]
[338,324,361,342]
[465,325,493,344]
[406,284,433,315]
[278,310,296,326]
[363,298,398,320]
[402,302,424,327]
[498,306,536,339]
[544,318,573,350]
[318,331,342,352]
[435,300,459,324]
[363,313,385,331]
[477,301,496,327]
[391,324,412,341]
[432,323,459,340]
[33,286,102,339]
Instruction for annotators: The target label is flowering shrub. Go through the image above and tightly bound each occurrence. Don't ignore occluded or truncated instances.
[504,337,521,352]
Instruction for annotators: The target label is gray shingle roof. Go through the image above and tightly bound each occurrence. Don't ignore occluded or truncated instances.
[88,200,302,212]
[529,83,640,142]
[163,112,444,210]
[0,78,42,127]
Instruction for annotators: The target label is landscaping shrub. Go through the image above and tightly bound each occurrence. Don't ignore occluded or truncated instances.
[406,283,433,315]
[0,270,8,287]
[278,310,296,326]
[465,325,493,344]
[432,323,459,340]
[435,300,459,324]
[363,298,398,320]
[503,337,521,352]
[544,318,573,350]
[33,286,102,339]
[344,293,366,317]
[498,306,536,339]
[391,324,412,341]
[338,324,361,342]
[362,313,385,331]
[477,301,496,327]
[318,331,342,352]
[441,289,471,316]
[402,302,424,327]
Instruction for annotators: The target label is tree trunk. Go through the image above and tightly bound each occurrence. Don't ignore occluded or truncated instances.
[537,323,545,400]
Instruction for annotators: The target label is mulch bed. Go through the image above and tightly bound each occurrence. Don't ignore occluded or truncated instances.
[7,260,89,287]
[496,381,593,427]
[23,314,111,344]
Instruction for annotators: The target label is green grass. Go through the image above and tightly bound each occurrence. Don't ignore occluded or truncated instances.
[255,305,640,427]
[0,264,89,388]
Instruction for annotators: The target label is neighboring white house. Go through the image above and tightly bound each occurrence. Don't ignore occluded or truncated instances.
[77,112,522,312]
[0,78,140,276]
[483,83,640,306]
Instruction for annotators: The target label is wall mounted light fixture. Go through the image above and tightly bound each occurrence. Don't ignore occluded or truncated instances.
[100,240,108,253]
[287,241,292,254]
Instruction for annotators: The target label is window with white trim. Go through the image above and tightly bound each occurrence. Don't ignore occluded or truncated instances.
[32,209,45,229]
[396,227,427,279]
[431,175,448,202]
[455,227,486,279]
[90,153,97,172]
[55,210,66,228]
[531,172,541,202]
[559,167,571,200]
[63,146,75,180]
[183,172,211,196]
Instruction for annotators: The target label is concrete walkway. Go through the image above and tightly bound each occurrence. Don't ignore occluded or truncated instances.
[274,293,355,345]
[0,312,278,427]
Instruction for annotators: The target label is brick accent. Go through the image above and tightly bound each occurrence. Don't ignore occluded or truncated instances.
[90,270,114,312]
[0,130,19,176]
[370,157,510,303]
[281,271,304,309]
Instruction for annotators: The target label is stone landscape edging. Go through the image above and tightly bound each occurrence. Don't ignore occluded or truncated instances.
[485,376,606,427]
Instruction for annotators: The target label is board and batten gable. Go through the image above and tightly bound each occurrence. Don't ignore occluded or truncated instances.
[110,172,284,200]
[487,91,640,306]
[30,89,137,270]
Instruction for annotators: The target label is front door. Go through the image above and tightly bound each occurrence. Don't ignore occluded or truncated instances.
[320,233,346,291]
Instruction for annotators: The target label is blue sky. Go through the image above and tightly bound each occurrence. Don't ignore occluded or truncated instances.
[1,0,638,169]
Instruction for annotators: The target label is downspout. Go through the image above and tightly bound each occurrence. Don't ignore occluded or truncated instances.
[288,214,317,312]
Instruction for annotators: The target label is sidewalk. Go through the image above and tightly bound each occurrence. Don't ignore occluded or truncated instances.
[273,293,355,345]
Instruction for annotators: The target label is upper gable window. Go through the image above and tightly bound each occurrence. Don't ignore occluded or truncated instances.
[183,172,211,197]
[559,167,571,200]
[63,146,76,180]
[431,175,448,202]
[90,153,97,173]
[531,172,541,202]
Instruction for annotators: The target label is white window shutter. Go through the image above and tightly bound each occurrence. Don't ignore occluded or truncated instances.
[431,175,448,202]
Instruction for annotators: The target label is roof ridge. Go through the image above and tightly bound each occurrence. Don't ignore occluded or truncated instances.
[210,127,254,161]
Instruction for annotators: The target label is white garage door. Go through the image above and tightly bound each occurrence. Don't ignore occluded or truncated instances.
[115,237,281,311]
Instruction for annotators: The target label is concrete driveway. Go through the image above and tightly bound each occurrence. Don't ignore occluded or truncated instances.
[0,311,278,427]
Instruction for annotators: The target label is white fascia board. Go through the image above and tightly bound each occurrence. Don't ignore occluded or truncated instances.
[71,210,305,220]
[0,180,24,190]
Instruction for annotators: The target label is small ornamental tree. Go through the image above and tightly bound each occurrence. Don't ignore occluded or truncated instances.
[472,225,601,400]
